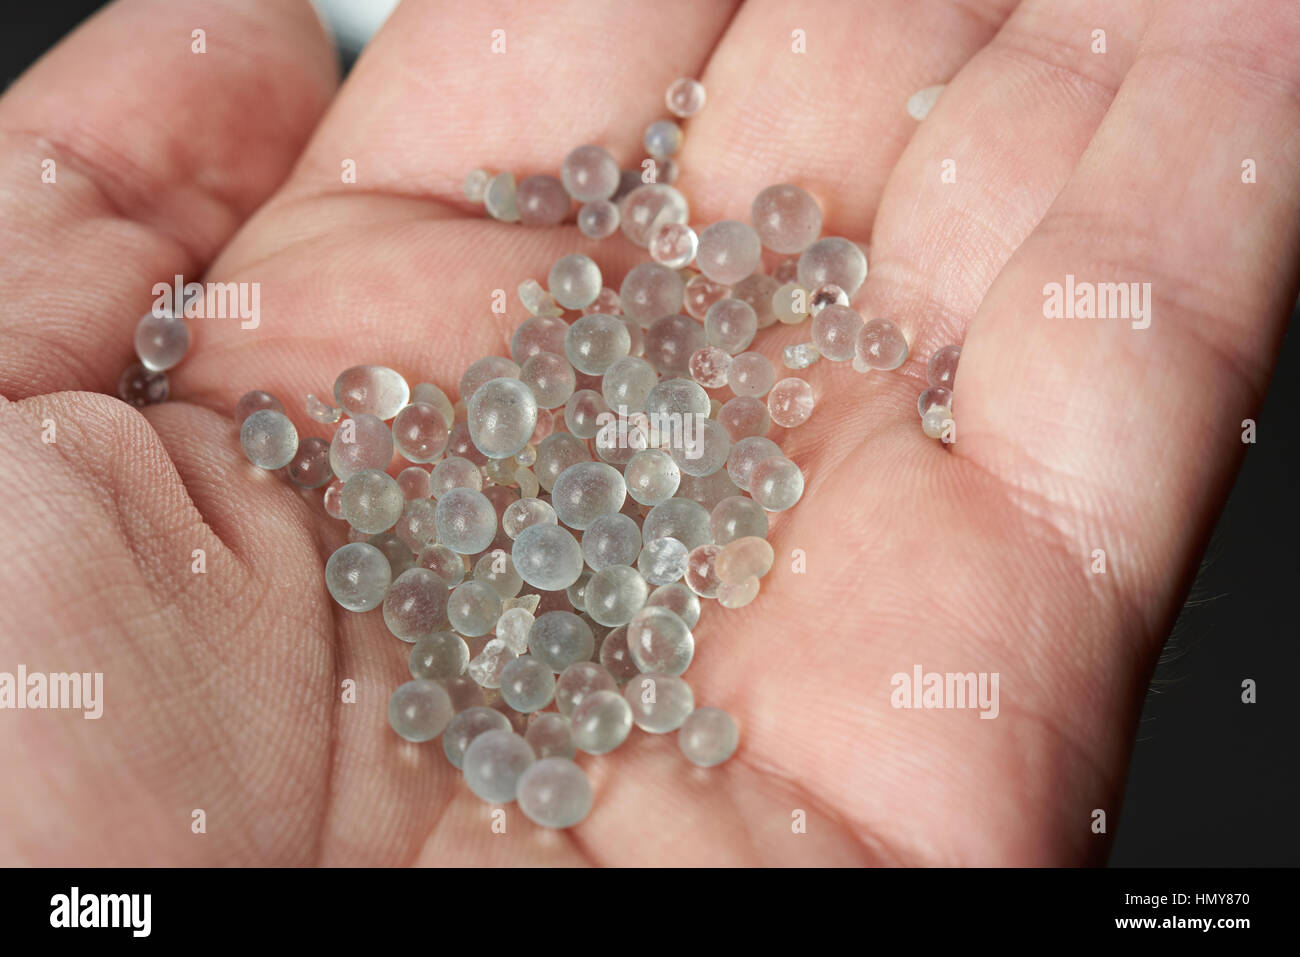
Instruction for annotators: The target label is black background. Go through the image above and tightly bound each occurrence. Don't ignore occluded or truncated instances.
[1,0,1296,867]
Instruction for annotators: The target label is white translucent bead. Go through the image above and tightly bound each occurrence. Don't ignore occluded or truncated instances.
[584,565,648,627]
[624,448,681,506]
[678,707,739,767]
[669,417,730,478]
[684,274,730,320]
[516,174,570,225]
[809,282,849,315]
[519,352,575,410]
[619,184,689,248]
[450,581,503,637]
[728,352,776,398]
[726,435,782,492]
[235,390,284,423]
[341,469,404,534]
[665,77,706,117]
[325,542,392,611]
[581,513,642,571]
[732,272,780,329]
[485,172,520,222]
[463,730,535,802]
[578,199,621,239]
[768,377,815,428]
[333,365,411,420]
[918,386,953,417]
[555,661,617,715]
[561,144,619,203]
[307,393,342,424]
[496,606,535,655]
[564,389,611,440]
[534,433,591,492]
[643,497,712,551]
[624,673,695,733]
[468,376,538,460]
[637,536,689,586]
[643,120,683,158]
[435,487,497,554]
[626,606,694,676]
[601,356,658,412]
[418,543,467,586]
[517,757,592,828]
[717,396,769,441]
[442,706,511,769]
[329,414,393,482]
[502,497,557,539]
[565,313,631,375]
[525,712,577,759]
[499,656,557,713]
[529,611,595,672]
[811,304,864,361]
[715,536,774,585]
[798,237,868,297]
[461,356,521,401]
[685,543,721,597]
[550,462,626,530]
[649,222,699,269]
[463,168,490,202]
[388,680,453,742]
[750,456,804,511]
[518,279,562,317]
[571,689,633,754]
[411,382,456,426]
[473,550,522,599]
[704,298,758,354]
[710,494,769,545]
[907,83,946,121]
[619,261,685,326]
[287,437,334,489]
[751,184,822,254]
[134,311,189,371]
[922,405,953,439]
[696,220,762,285]
[647,582,701,628]
[467,637,515,687]
[430,456,482,497]
[645,315,707,377]
[548,253,603,310]
[513,525,585,591]
[597,627,639,684]
[240,409,298,470]
[409,631,468,679]
[927,343,961,387]
[783,342,820,369]
[856,317,909,370]
[773,282,810,325]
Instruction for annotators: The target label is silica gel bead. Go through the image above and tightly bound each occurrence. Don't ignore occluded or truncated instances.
[526,712,577,759]
[626,606,694,676]
[927,344,961,387]
[561,145,619,203]
[435,486,498,554]
[462,730,535,803]
[499,656,557,713]
[665,77,706,117]
[241,409,298,470]
[325,542,392,611]
[442,706,511,769]
[516,174,570,225]
[388,679,453,742]
[797,237,868,297]
[134,311,190,372]
[528,611,595,672]
[517,758,593,828]
[678,707,739,767]
[384,567,451,640]
[624,673,695,733]
[513,524,585,591]
[571,689,633,754]
[468,377,538,459]
[696,220,763,285]
[855,317,909,371]
[750,184,822,254]
[333,365,410,420]
[341,468,404,534]
[410,631,469,680]
[549,253,603,310]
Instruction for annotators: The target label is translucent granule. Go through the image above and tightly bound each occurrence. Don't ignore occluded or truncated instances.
[750,456,805,511]
[665,77,706,118]
[392,402,449,463]
[717,576,759,609]
[333,365,410,420]
[517,758,593,828]
[442,706,511,769]
[855,317,909,371]
[499,656,557,713]
[449,580,503,638]
[561,145,619,203]
[704,298,758,354]
[410,631,469,680]
[518,279,562,317]
[649,222,699,269]
[646,582,702,628]
[601,355,658,412]
[727,352,776,398]
[341,469,404,534]
[684,274,730,320]
[637,536,690,586]
[462,730,535,802]
[797,237,868,297]
[565,313,631,375]
[624,448,681,506]
[287,437,334,489]
[922,406,953,439]
[525,712,577,759]
[502,497,558,539]
[485,172,520,222]
[418,543,467,587]
[624,673,695,733]
[117,363,168,408]
[397,466,431,500]
[563,389,611,439]
[750,184,822,254]
[731,272,780,329]
[907,83,946,121]
[325,542,392,611]
[597,626,640,684]
[467,637,515,687]
[329,414,394,483]
[584,565,649,627]
[715,536,774,585]
[768,377,815,428]
[468,377,538,459]
[306,394,342,424]
[463,168,490,202]
[689,345,732,388]
[571,689,633,754]
[550,461,627,530]
[549,253,603,310]
[808,282,848,315]
[773,282,810,325]
[643,497,712,551]
[578,199,621,239]
[717,396,769,441]
[528,611,595,672]
[513,525,585,591]
[710,495,769,546]
[619,261,685,326]
[554,661,618,715]
[669,418,731,478]
[918,386,953,417]
[496,606,534,654]
[643,120,684,159]
[678,707,739,767]
[323,480,344,519]
[241,409,298,470]
[534,433,591,492]
[430,456,482,497]
[581,513,642,571]
[927,344,961,387]
[644,315,707,377]
[519,352,576,410]
[619,184,689,248]
[626,606,694,676]
[388,680,453,743]
[382,566,450,640]
[782,342,820,369]
[134,310,190,372]
[811,304,864,362]
[684,543,722,598]
[516,174,570,225]
[434,487,498,555]
[696,220,762,285]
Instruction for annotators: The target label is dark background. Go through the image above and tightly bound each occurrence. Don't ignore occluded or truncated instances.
[3,0,1296,867]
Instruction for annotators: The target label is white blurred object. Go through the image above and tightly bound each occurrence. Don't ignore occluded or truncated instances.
[311,0,399,50]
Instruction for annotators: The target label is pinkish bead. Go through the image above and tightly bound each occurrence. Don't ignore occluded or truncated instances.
[927,344,961,387]
[516,174,571,225]
[684,274,730,320]
[717,396,770,440]
[856,317,909,371]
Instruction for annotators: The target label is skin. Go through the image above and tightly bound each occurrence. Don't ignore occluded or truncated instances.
[0,0,1295,865]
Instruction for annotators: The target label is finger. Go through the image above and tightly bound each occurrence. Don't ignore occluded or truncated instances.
[858,0,1149,375]
[677,0,1020,236]
[277,0,739,208]
[956,0,1300,647]
[0,0,338,400]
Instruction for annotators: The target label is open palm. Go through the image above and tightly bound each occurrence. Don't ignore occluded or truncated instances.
[1,0,1296,865]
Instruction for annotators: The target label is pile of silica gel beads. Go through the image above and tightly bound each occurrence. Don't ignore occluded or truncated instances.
[215,77,956,831]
